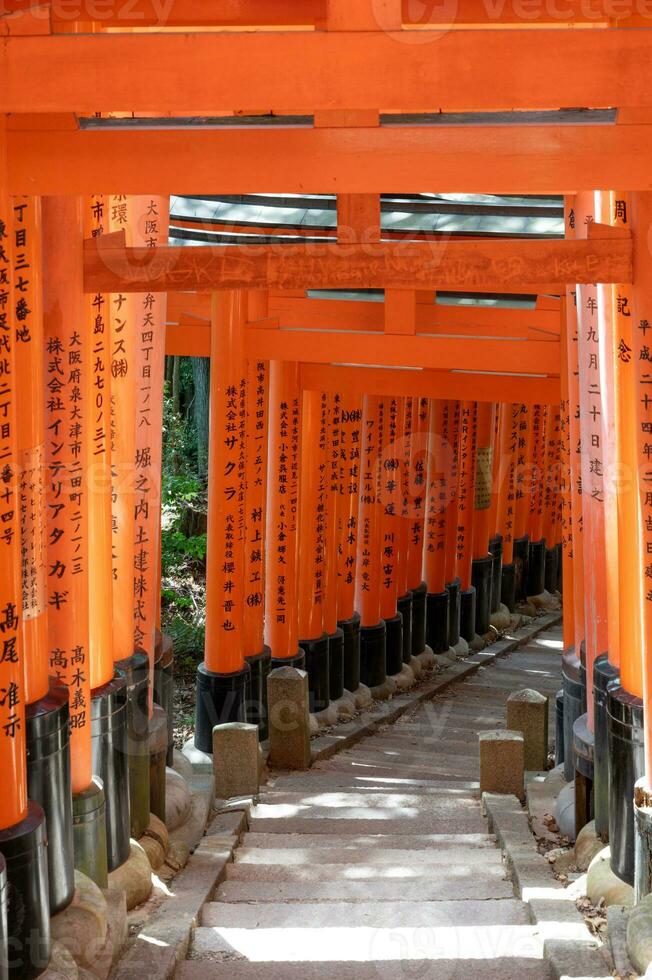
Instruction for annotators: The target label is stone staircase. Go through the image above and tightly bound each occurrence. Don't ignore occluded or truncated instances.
[176,627,564,979]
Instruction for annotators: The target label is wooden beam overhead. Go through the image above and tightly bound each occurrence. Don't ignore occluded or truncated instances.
[244,327,559,374]
[299,364,560,406]
[3,30,652,114]
[167,292,561,336]
[11,121,652,196]
[84,239,632,294]
[2,0,646,28]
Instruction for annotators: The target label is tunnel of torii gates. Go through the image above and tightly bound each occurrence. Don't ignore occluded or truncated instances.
[5,1,652,977]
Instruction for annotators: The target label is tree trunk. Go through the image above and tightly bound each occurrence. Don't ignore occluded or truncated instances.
[192,357,210,480]
[172,355,181,416]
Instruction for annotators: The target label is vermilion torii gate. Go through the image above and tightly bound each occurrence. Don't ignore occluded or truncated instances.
[2,2,652,978]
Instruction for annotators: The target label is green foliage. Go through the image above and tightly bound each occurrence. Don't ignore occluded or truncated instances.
[159,366,208,673]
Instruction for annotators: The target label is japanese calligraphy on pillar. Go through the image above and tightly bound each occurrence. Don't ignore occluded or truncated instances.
[380,396,402,617]
[44,213,91,762]
[424,400,448,594]
[13,199,46,644]
[529,404,544,539]
[456,401,478,569]
[243,359,268,654]
[336,395,362,619]
[0,190,28,826]
[444,400,461,585]
[131,196,168,668]
[407,396,429,588]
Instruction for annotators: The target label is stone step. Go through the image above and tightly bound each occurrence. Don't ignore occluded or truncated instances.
[215,875,515,903]
[312,752,481,780]
[233,846,502,866]
[269,772,480,792]
[200,899,530,929]
[253,791,479,813]
[226,861,506,883]
[362,735,480,757]
[312,762,482,786]
[190,923,544,963]
[178,958,551,979]
[241,832,496,849]
[247,813,487,836]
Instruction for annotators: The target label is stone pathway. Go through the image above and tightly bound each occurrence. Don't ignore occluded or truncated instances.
[176,626,568,980]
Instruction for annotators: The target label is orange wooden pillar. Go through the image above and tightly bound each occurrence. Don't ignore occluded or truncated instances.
[0,143,51,976]
[525,403,547,597]
[471,402,497,635]
[14,196,77,915]
[379,396,404,677]
[456,401,479,643]
[407,397,429,658]
[42,196,110,887]
[622,191,652,893]
[243,291,271,736]
[396,395,415,665]
[264,360,303,670]
[297,390,330,713]
[443,400,462,647]
[194,291,250,753]
[336,393,363,694]
[324,393,345,701]
[512,403,533,601]
[495,403,519,612]
[541,404,563,595]
[85,195,114,697]
[356,395,387,694]
[423,399,451,655]
[574,194,609,730]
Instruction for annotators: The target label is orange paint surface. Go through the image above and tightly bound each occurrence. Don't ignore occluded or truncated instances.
[472,402,497,560]
[42,196,93,795]
[0,148,28,829]
[356,395,383,628]
[297,390,328,641]
[423,400,448,595]
[407,397,429,590]
[264,360,302,659]
[336,393,362,622]
[379,396,403,620]
[13,196,49,705]
[455,401,478,591]
[204,291,246,673]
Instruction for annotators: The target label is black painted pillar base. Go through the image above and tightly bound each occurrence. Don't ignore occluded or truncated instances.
[446,578,461,648]
[194,662,251,754]
[579,641,588,715]
[608,684,645,885]
[115,651,149,841]
[593,654,620,841]
[573,713,595,839]
[545,546,559,596]
[72,777,108,889]
[298,633,330,714]
[149,705,168,823]
[91,674,130,872]
[513,535,530,601]
[338,614,360,693]
[410,582,427,656]
[154,633,175,767]
[396,594,413,666]
[384,614,403,676]
[0,853,7,980]
[471,556,494,636]
[527,537,547,597]
[488,535,503,614]
[0,804,50,980]
[328,629,345,702]
[556,542,563,592]
[555,689,565,767]
[501,562,517,613]
[460,587,477,644]
[425,591,449,655]
[360,621,387,689]
[634,778,652,902]
[245,646,272,741]
[562,648,584,783]
[26,679,74,916]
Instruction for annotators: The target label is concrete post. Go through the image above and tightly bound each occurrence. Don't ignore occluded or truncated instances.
[213,723,260,799]
[479,730,525,800]
[267,667,311,771]
[506,688,549,771]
